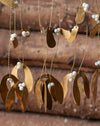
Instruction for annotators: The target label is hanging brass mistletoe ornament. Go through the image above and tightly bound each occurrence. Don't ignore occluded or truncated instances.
[11,62,33,92]
[34,74,63,112]
[61,25,79,43]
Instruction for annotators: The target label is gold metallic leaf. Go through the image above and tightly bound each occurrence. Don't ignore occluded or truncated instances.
[73,72,90,106]
[11,64,33,92]
[92,19,98,27]
[42,83,52,110]
[61,26,79,43]
[60,28,71,40]
[20,86,29,112]
[46,74,63,104]
[0,74,18,103]
[46,27,56,48]
[75,5,85,24]
[90,23,100,38]
[5,86,15,112]
[34,79,44,109]
[0,0,17,8]
[13,37,18,48]
[91,69,99,103]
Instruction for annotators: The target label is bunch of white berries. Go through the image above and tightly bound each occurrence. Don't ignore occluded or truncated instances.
[7,78,13,83]
[48,82,54,89]
[10,33,17,42]
[14,1,19,7]
[17,62,23,70]
[69,71,77,82]
[92,14,100,24]
[54,28,61,35]
[18,82,26,91]
[71,26,76,31]
[95,60,100,66]
[22,31,30,37]
[82,3,89,12]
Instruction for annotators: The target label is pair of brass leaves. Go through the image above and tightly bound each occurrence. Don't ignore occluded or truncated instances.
[91,69,100,103]
[34,74,63,112]
[75,5,85,24]
[61,73,83,101]
[73,72,90,106]
[0,0,17,8]
[11,63,33,92]
[47,27,56,48]
[61,26,79,43]
[0,74,28,112]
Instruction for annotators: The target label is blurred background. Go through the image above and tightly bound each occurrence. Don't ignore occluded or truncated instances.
[0,0,100,125]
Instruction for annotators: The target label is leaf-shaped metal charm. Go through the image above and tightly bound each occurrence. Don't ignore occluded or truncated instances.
[0,74,18,103]
[60,28,71,40]
[91,69,99,103]
[11,63,33,92]
[75,5,85,24]
[13,37,18,48]
[42,83,52,110]
[61,26,79,43]
[21,86,29,112]
[5,86,15,112]
[92,19,98,27]
[90,23,100,38]
[46,27,56,48]
[34,79,44,109]
[46,75,63,104]
[73,72,90,106]
[0,0,17,8]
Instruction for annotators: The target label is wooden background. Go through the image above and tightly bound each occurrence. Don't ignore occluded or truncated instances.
[0,0,100,125]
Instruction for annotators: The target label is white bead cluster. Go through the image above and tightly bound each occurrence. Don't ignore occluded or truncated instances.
[22,31,30,37]
[82,3,89,12]
[17,62,23,70]
[95,60,100,66]
[10,33,17,42]
[71,26,76,31]
[18,82,26,91]
[14,1,19,6]
[92,14,100,24]
[54,28,60,35]
[48,82,54,89]
[69,71,76,82]
[7,78,13,83]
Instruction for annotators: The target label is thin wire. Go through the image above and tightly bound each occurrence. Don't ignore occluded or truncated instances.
[98,31,100,59]
[49,0,53,28]
[78,23,88,72]
[96,0,99,14]
[8,8,12,76]
[49,6,61,75]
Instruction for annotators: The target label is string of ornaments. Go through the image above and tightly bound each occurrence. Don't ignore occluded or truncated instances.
[0,0,99,112]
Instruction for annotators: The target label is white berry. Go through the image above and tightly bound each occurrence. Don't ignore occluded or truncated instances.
[69,78,73,82]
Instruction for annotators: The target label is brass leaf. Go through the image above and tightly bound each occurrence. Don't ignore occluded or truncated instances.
[75,5,85,24]
[42,83,52,111]
[0,74,18,103]
[11,64,33,92]
[34,79,43,109]
[90,23,100,38]
[73,72,90,106]
[13,37,18,48]
[0,0,17,8]
[46,27,56,48]
[20,86,29,112]
[5,86,15,112]
[92,19,98,27]
[91,69,99,103]
[46,75,63,104]
[60,28,71,40]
